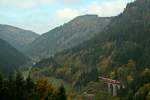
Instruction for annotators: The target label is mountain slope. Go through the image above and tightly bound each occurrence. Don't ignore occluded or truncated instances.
[27,15,111,59]
[0,39,29,75]
[31,0,150,99]
[0,24,39,52]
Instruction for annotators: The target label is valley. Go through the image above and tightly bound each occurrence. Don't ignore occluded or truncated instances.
[0,0,150,100]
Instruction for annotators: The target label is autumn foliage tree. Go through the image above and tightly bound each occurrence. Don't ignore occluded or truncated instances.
[34,79,55,100]
[0,73,67,100]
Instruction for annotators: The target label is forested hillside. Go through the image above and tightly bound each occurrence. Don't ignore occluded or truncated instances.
[27,15,111,59]
[30,0,150,99]
[0,72,67,100]
[0,39,29,76]
[0,24,39,52]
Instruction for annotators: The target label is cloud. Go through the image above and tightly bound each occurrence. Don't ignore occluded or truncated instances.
[56,8,79,21]
[0,0,83,8]
[56,0,131,22]
[0,0,54,8]
[85,0,128,16]
[60,0,83,3]
[0,0,133,33]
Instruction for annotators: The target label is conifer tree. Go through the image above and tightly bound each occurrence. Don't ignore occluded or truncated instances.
[57,84,67,100]
[0,73,3,99]
[25,75,35,100]
[0,73,3,89]
[14,72,25,100]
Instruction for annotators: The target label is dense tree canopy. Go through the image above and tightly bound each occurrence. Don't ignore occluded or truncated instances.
[0,72,67,100]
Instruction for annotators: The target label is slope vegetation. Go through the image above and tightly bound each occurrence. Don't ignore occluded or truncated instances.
[0,24,39,52]
[0,39,29,75]
[27,15,111,59]
[31,0,150,99]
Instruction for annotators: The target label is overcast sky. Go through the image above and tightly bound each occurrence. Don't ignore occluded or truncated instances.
[0,0,133,34]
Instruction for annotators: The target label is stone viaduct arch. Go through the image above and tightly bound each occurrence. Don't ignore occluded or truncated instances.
[99,76,122,96]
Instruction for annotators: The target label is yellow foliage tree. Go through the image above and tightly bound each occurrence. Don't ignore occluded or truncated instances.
[34,79,55,100]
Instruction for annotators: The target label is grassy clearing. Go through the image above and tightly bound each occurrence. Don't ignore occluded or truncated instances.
[47,77,73,92]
